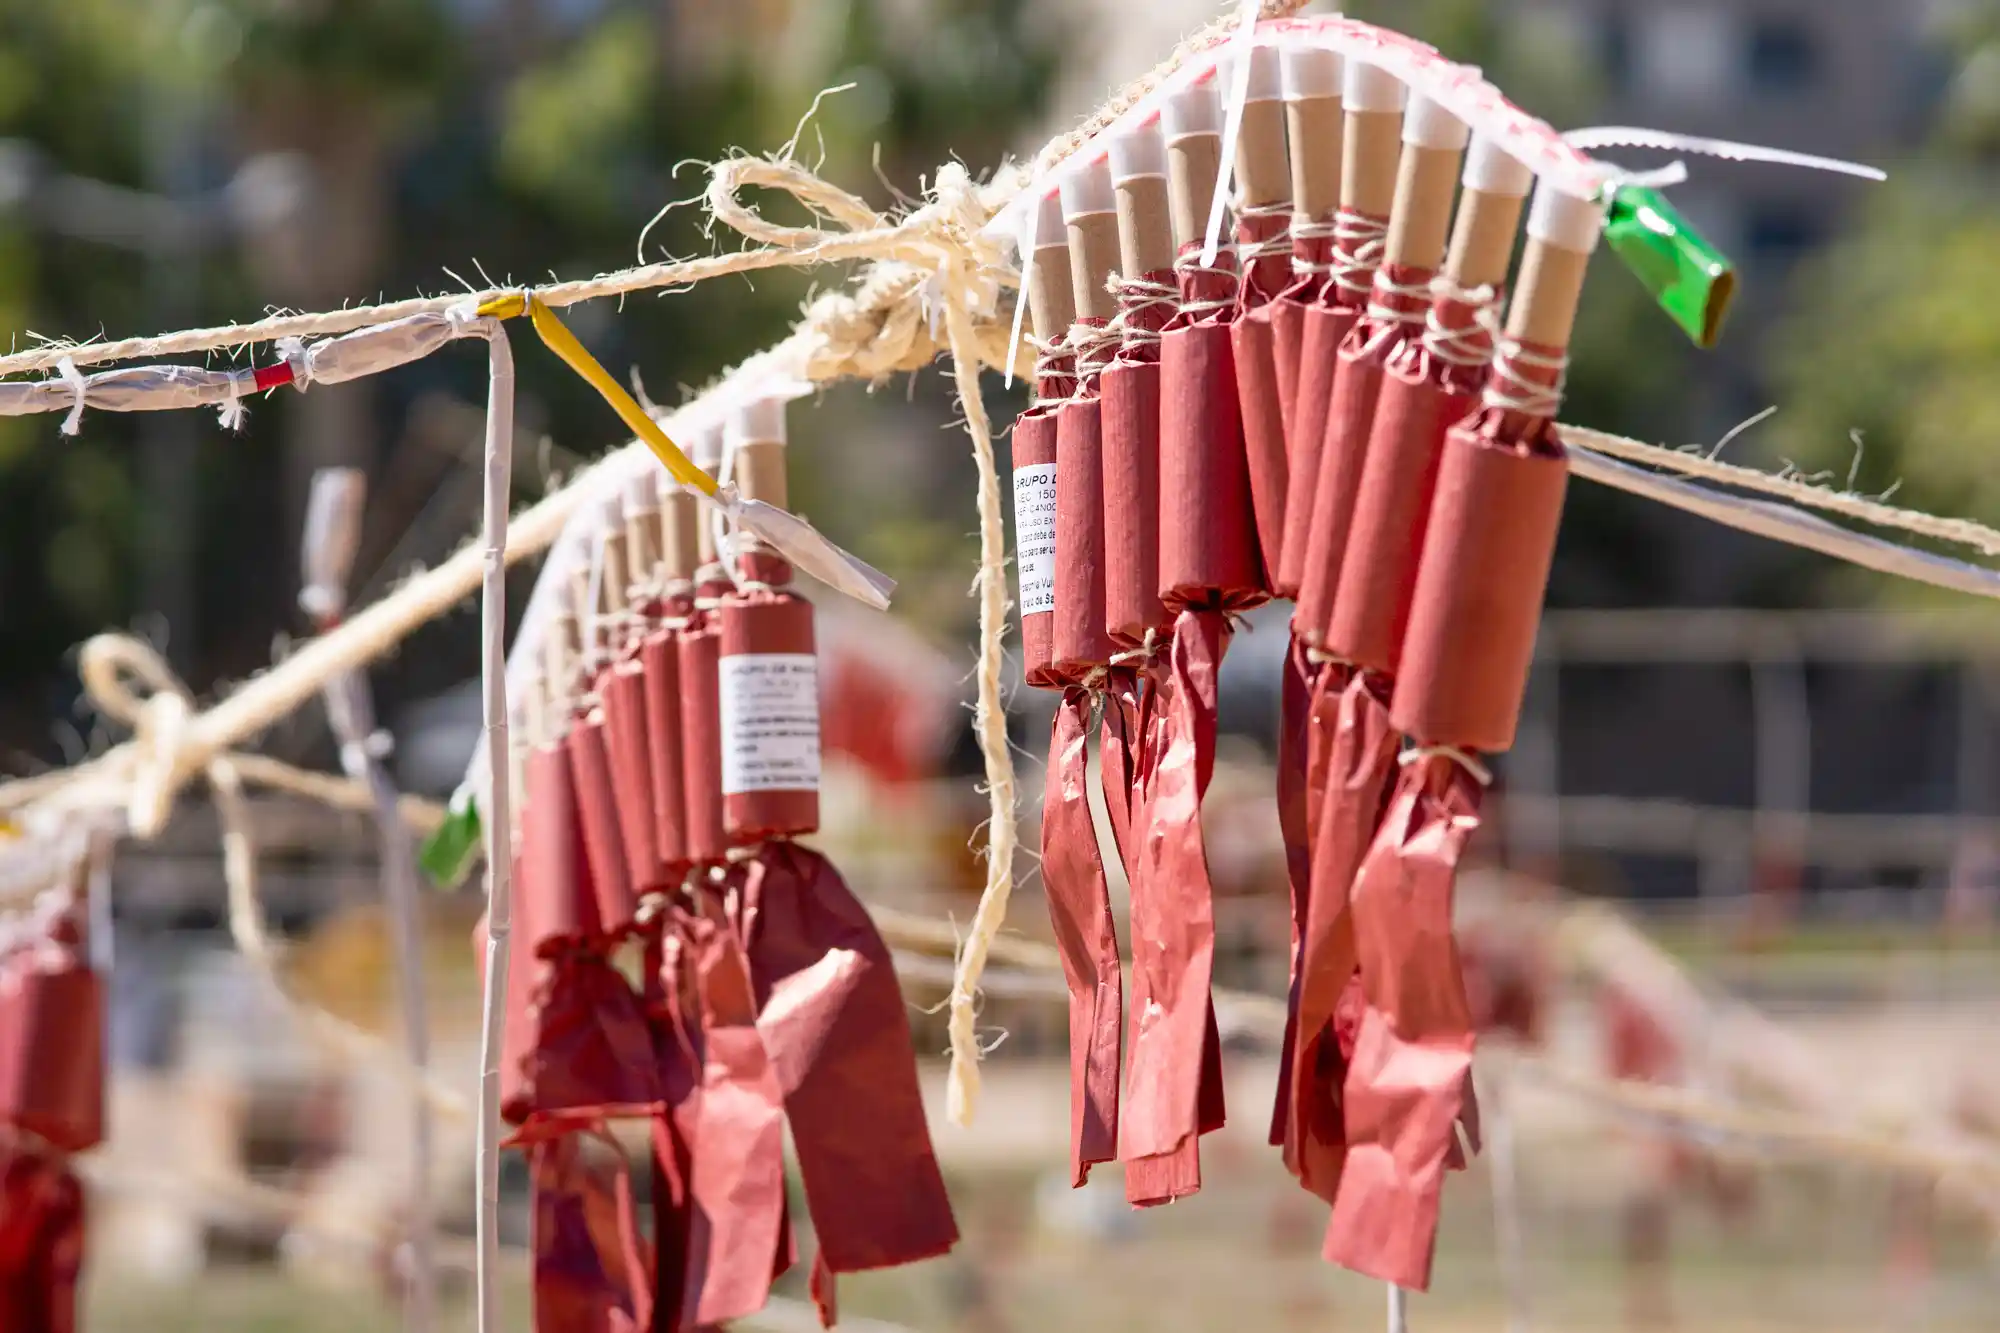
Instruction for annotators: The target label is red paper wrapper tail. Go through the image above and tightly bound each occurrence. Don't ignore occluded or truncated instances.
[678,608,729,865]
[1283,670,1397,1200]
[568,715,639,934]
[643,913,702,1333]
[1266,635,1313,1149]
[642,627,690,873]
[1121,609,1229,1205]
[1320,752,1483,1290]
[1295,263,1433,642]
[528,1133,654,1333]
[0,918,103,1154]
[0,1144,85,1333]
[681,874,791,1326]
[740,842,959,1291]
[718,565,820,843]
[1326,329,1573,1287]
[1042,689,1124,1182]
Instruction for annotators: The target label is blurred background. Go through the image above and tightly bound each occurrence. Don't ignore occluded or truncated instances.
[5,0,2000,1329]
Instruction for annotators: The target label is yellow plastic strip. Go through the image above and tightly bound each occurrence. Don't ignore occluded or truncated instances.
[476,292,717,495]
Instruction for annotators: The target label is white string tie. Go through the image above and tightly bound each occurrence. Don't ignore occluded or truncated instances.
[55,356,87,437]
[1401,743,1493,787]
[1483,336,1568,419]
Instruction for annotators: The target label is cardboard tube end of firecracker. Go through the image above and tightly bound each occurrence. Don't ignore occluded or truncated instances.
[1386,142,1467,271]
[662,485,700,581]
[1389,425,1569,753]
[624,470,662,581]
[1027,239,1080,365]
[1282,44,1343,100]
[1115,179,1175,281]
[729,398,789,512]
[1063,166,1123,326]
[1165,83,1224,249]
[1447,141,1532,293]
[1343,107,1404,221]
[1506,183,1606,351]
[1235,94,1292,211]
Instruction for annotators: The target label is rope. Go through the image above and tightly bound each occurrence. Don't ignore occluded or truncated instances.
[1562,422,2000,560]
[73,633,471,1121]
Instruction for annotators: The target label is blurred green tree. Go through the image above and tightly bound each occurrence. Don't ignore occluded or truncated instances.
[1763,5,2000,604]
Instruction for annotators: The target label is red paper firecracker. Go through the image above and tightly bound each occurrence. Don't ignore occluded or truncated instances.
[1281,88,1472,1201]
[1268,45,1344,466]
[1323,181,1599,1292]
[1268,53,1406,1179]
[1122,72,1263,1208]
[1037,156,1129,1188]
[1012,189,1074,691]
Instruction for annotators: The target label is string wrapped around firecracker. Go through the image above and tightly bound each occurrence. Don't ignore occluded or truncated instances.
[1320,180,1603,1293]
[706,397,959,1325]
[1097,112,1177,878]
[1227,43,1296,582]
[1278,87,1473,1203]
[0,882,102,1333]
[1034,153,1128,1190]
[1120,71,1260,1208]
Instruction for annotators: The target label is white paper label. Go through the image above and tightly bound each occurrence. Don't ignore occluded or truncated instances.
[719,653,821,795]
[1012,461,1057,616]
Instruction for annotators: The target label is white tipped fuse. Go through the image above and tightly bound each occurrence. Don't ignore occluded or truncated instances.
[1108,114,1167,183]
[1345,58,1405,113]
[1401,90,1470,151]
[1163,74,1223,140]
[1462,131,1533,197]
[726,396,788,449]
[1527,179,1606,254]
[1282,44,1343,101]
[1059,154,1115,219]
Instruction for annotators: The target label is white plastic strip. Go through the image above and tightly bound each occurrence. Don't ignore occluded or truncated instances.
[1198,0,1265,268]
[1568,450,2000,605]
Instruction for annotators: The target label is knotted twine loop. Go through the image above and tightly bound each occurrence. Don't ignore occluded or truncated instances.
[55,356,87,436]
[1423,277,1502,370]
[76,633,470,1119]
[704,153,1034,1124]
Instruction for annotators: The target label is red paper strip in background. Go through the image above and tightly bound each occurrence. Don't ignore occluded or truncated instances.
[741,841,959,1300]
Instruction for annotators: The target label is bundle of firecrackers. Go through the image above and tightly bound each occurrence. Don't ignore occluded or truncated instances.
[476,399,955,1331]
[1011,31,1732,1290]
[0,859,102,1333]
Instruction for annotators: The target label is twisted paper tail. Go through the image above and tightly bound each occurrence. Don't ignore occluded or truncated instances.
[1322,753,1483,1290]
[1041,689,1126,1183]
[1122,609,1229,1204]
[1285,669,1398,1201]
[1268,633,1314,1149]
